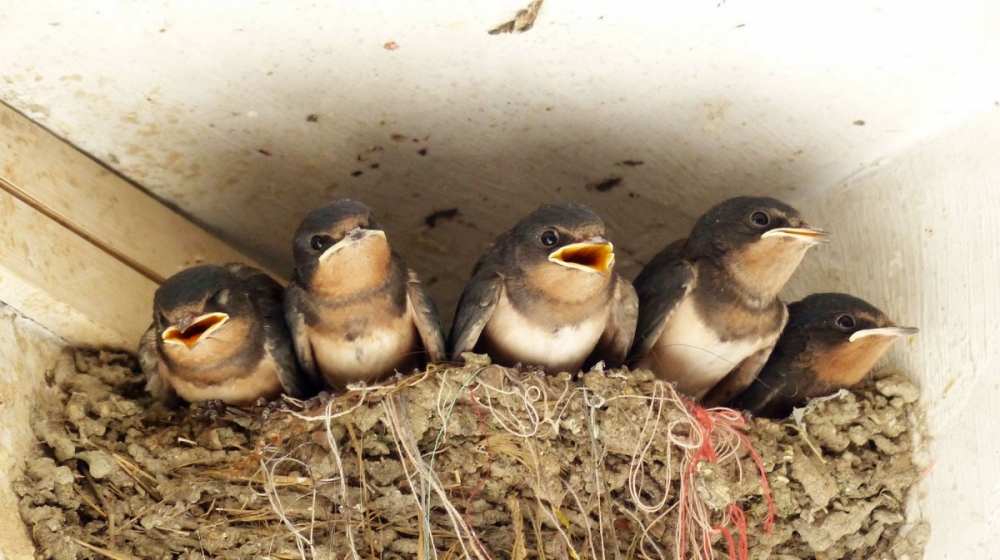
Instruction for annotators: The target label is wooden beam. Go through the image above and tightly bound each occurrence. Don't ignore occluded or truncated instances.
[0,102,284,283]
[0,189,155,348]
[0,101,280,349]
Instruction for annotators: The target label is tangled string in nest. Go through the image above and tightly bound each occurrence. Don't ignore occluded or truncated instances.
[16,350,928,560]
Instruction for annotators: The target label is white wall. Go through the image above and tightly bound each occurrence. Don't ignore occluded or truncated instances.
[2,0,999,321]
[785,109,1000,558]
[1,1,999,556]
[0,305,67,558]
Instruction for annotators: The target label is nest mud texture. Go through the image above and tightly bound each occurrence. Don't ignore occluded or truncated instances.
[15,350,929,560]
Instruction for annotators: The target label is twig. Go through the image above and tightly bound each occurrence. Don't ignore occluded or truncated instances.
[73,482,107,518]
[321,397,361,560]
[71,538,139,560]
[346,421,379,558]
[83,468,116,544]
[781,421,827,464]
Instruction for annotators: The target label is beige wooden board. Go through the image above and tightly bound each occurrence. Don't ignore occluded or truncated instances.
[0,304,67,558]
[0,100,285,350]
[0,102,284,284]
[0,188,157,348]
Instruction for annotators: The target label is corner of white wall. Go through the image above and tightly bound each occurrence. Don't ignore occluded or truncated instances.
[0,303,67,558]
[785,107,1000,559]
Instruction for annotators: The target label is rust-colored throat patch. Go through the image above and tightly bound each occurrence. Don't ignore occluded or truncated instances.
[549,242,615,275]
[162,313,230,348]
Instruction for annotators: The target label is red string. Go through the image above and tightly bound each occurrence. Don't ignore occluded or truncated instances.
[733,430,775,533]
[705,404,775,534]
[710,504,749,560]
[678,396,713,559]
[712,525,736,560]
[687,397,721,464]
[464,384,494,529]
[677,398,776,560]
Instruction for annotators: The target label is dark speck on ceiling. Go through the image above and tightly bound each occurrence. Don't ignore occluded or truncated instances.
[425,208,459,228]
[589,176,623,192]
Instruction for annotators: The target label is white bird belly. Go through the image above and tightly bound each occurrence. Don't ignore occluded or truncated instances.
[164,353,284,406]
[484,293,606,373]
[309,312,417,384]
[641,298,766,399]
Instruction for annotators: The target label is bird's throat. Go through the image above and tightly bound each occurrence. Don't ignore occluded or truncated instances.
[726,238,812,303]
[311,240,393,300]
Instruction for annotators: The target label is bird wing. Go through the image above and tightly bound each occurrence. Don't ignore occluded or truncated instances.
[728,323,828,419]
[283,281,323,389]
[405,269,447,363]
[138,324,179,405]
[729,357,836,419]
[701,344,774,408]
[267,306,315,399]
[225,262,283,310]
[727,369,791,418]
[138,323,158,374]
[228,263,314,398]
[589,275,639,369]
[447,270,504,361]
[627,239,695,365]
[703,302,789,408]
[226,263,286,324]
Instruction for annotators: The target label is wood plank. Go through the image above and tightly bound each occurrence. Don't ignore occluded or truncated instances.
[0,101,287,350]
[0,101,285,284]
[0,189,156,348]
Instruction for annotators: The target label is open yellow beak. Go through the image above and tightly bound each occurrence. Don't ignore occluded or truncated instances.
[548,237,615,276]
[849,326,919,342]
[761,227,830,245]
[319,228,387,262]
[162,312,230,349]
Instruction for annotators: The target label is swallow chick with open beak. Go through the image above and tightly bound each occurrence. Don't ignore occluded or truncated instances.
[729,292,918,418]
[283,200,445,390]
[138,263,309,406]
[448,202,638,373]
[628,196,828,406]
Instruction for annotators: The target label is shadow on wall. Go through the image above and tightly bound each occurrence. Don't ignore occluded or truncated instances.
[119,84,833,327]
[780,107,1000,559]
[4,1,998,331]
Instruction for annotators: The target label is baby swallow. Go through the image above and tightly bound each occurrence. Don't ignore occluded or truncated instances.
[448,202,638,373]
[284,200,445,390]
[628,196,828,406]
[729,292,918,418]
[138,263,309,406]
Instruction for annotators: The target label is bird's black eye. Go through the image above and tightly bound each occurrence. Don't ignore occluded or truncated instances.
[310,235,331,251]
[835,314,856,330]
[540,229,560,247]
[209,288,230,307]
[749,211,770,227]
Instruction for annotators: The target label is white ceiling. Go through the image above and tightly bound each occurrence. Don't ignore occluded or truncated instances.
[2,0,998,321]
[6,3,1000,556]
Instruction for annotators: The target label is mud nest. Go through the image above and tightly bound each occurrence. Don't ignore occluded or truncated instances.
[15,350,929,559]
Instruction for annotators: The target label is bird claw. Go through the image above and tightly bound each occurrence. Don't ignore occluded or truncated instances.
[302,390,334,411]
[520,363,547,377]
[190,399,227,421]
[259,397,291,420]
